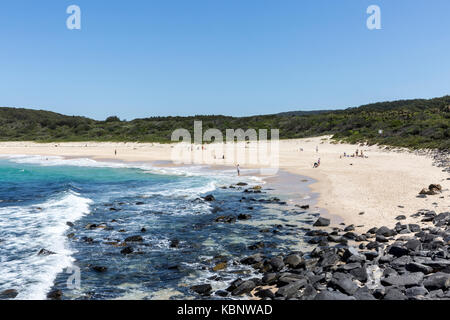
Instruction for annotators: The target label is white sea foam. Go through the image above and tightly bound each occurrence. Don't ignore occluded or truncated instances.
[0,190,92,300]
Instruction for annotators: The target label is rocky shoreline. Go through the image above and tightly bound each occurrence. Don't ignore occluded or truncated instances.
[190,184,450,301]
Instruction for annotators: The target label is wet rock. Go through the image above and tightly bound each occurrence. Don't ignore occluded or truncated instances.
[237,214,252,220]
[120,246,134,255]
[47,290,62,300]
[66,222,74,227]
[232,280,256,296]
[215,215,236,223]
[37,249,56,256]
[236,182,248,186]
[212,262,227,272]
[215,290,229,297]
[248,241,265,250]
[125,235,143,242]
[92,266,108,273]
[314,291,355,300]
[376,235,389,243]
[0,289,18,299]
[256,288,275,299]
[191,284,212,295]
[169,239,180,248]
[313,217,330,227]
[241,253,264,265]
[262,273,279,285]
[284,254,305,269]
[269,257,285,271]
[276,280,307,299]
[203,195,215,202]
[140,228,147,233]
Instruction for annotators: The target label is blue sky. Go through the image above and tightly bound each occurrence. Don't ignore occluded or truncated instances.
[0,0,449,120]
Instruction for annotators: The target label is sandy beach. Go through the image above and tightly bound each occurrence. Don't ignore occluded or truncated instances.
[0,136,448,230]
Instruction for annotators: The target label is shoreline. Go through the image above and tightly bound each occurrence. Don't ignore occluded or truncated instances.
[0,137,448,231]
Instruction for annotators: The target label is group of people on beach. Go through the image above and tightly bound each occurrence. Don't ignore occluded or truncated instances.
[340,149,367,159]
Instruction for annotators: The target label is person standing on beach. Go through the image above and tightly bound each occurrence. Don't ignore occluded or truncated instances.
[316,146,319,153]
[115,149,117,156]
[237,164,241,176]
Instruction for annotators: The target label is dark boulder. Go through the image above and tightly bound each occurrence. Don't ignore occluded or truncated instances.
[232,280,256,296]
[314,291,356,300]
[47,290,62,300]
[284,254,304,269]
[191,284,212,295]
[388,245,409,257]
[203,195,215,201]
[329,272,359,295]
[376,226,396,237]
[241,253,263,265]
[269,257,285,271]
[383,287,407,300]
[0,289,18,299]
[37,249,56,256]
[125,235,143,242]
[276,280,307,299]
[313,217,330,227]
[237,214,252,220]
[405,286,428,298]
[120,246,134,255]
[381,272,424,288]
[354,286,376,300]
[92,266,108,273]
[423,273,450,290]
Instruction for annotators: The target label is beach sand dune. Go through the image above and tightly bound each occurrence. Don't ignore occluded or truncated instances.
[0,136,448,229]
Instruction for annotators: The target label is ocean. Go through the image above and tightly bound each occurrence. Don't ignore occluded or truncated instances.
[0,155,317,300]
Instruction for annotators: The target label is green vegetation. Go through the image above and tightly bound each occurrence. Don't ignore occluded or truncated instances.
[1,95,449,150]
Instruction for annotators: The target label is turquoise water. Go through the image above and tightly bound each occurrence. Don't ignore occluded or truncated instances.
[0,155,314,300]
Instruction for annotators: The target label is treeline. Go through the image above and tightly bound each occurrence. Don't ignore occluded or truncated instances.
[0,95,449,150]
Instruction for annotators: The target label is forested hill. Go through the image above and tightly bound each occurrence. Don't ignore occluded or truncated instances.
[0,95,449,150]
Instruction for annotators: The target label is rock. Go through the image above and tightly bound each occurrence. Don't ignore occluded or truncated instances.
[350,267,368,282]
[232,280,256,296]
[314,291,356,300]
[120,246,134,255]
[241,253,263,265]
[203,195,215,201]
[284,254,304,269]
[429,184,442,192]
[344,225,355,232]
[47,290,62,300]
[395,215,406,221]
[376,226,396,237]
[215,290,229,297]
[367,227,378,234]
[405,286,428,298]
[169,239,180,248]
[136,202,145,205]
[406,239,422,251]
[388,245,409,257]
[354,286,376,300]
[191,284,212,295]
[237,214,252,220]
[213,262,227,272]
[381,272,424,288]
[383,287,407,300]
[269,257,285,271]
[255,289,275,299]
[236,182,248,186]
[342,247,366,263]
[376,235,389,243]
[329,273,359,295]
[124,235,143,242]
[92,266,107,273]
[248,241,265,250]
[423,273,450,290]
[313,217,330,227]
[405,262,433,274]
[262,273,278,285]
[66,222,74,227]
[215,215,236,223]
[37,249,56,256]
[141,228,147,233]
[0,289,18,299]
[276,280,307,299]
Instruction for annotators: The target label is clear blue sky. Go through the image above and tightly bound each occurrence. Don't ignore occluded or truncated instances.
[0,0,449,120]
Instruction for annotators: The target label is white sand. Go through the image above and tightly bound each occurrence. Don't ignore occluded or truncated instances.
[0,137,448,230]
